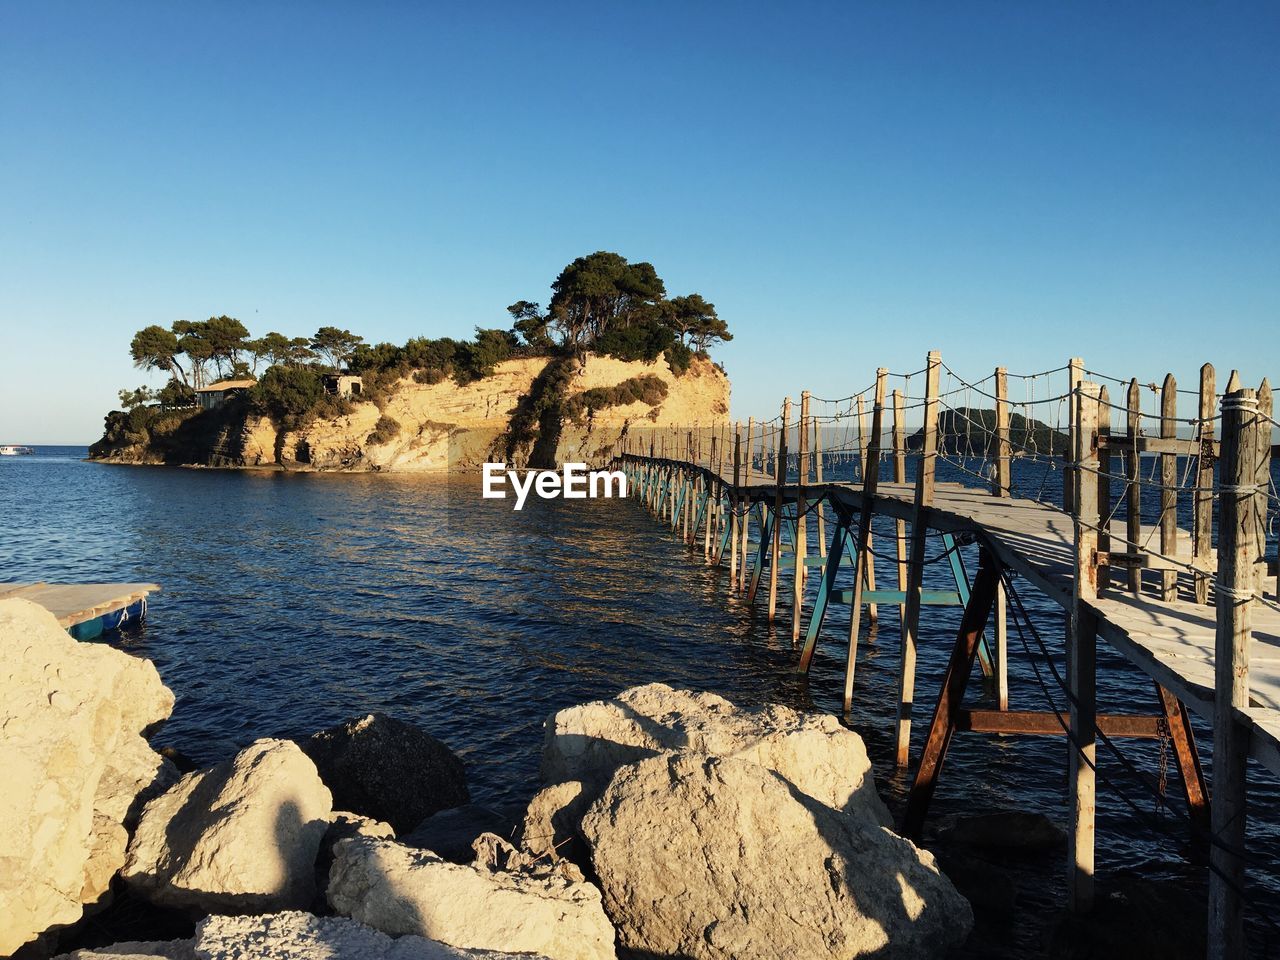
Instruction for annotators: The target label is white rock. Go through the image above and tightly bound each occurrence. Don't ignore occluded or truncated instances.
[123,739,333,913]
[328,838,615,960]
[56,912,549,959]
[541,683,890,823]
[195,911,552,959]
[0,598,174,955]
[581,753,973,960]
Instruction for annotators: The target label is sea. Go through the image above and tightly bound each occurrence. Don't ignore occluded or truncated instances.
[3,446,1278,957]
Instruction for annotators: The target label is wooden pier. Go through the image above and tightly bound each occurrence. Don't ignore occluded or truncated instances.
[613,352,1278,959]
[0,582,158,638]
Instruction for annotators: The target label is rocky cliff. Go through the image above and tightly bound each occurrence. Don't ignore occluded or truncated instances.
[91,354,730,472]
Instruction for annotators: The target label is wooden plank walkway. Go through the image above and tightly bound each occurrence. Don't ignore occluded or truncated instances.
[731,476,1280,778]
[0,582,159,629]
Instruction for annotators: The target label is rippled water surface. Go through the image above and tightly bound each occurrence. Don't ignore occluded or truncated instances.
[3,448,1278,957]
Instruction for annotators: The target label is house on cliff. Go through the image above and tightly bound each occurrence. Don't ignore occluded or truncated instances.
[195,379,256,411]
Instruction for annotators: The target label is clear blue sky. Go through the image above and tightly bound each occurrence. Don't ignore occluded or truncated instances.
[1,1,1276,442]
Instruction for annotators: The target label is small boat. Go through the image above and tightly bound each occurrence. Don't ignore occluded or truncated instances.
[0,445,34,456]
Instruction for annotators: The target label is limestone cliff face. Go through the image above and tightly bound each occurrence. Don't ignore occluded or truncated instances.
[226,354,727,472]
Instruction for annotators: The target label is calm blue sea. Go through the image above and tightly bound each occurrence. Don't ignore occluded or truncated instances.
[2,446,1277,956]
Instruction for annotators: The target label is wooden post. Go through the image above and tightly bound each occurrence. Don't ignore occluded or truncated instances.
[1195,364,1217,604]
[740,418,755,593]
[1126,378,1142,594]
[1160,374,1178,601]
[896,351,941,767]
[705,435,716,559]
[844,370,887,713]
[1258,379,1273,600]
[730,423,742,588]
[995,576,1009,711]
[1208,387,1260,960]
[893,388,908,625]
[1068,380,1101,913]
[1065,357,1084,512]
[858,392,879,621]
[1097,385,1111,593]
[793,392,810,641]
[995,367,1011,497]
[769,402,790,624]
[814,410,827,558]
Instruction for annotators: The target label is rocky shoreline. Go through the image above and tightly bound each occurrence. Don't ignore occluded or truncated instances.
[2,596,972,959]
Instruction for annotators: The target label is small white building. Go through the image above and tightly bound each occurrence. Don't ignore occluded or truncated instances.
[195,379,256,411]
[324,373,363,398]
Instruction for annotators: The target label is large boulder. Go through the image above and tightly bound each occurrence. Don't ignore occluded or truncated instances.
[57,911,554,959]
[541,683,890,824]
[517,781,591,865]
[328,837,615,960]
[0,598,175,955]
[581,753,972,960]
[301,714,469,834]
[122,738,333,913]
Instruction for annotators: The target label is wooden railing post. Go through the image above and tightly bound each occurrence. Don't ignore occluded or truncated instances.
[814,408,827,558]
[1126,378,1142,595]
[896,350,941,767]
[1065,357,1084,512]
[893,388,908,625]
[730,422,742,588]
[1194,364,1217,603]
[858,392,879,621]
[1068,380,1102,913]
[1208,386,1261,960]
[739,418,755,593]
[1160,374,1178,601]
[1097,385,1111,592]
[1258,379,1273,600]
[769,401,790,624]
[995,366,1011,497]
[845,369,887,713]
[793,392,811,640]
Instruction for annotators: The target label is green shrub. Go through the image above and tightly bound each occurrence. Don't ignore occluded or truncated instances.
[565,375,668,421]
[366,414,401,446]
[664,341,694,376]
[252,365,326,428]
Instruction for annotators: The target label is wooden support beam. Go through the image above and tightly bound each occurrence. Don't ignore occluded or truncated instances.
[902,547,1002,839]
[845,370,888,713]
[954,709,1161,738]
[1208,386,1260,960]
[1154,683,1210,863]
[1068,379,1101,914]
[1160,374,1178,602]
[1195,364,1217,605]
[798,511,850,673]
[896,351,941,766]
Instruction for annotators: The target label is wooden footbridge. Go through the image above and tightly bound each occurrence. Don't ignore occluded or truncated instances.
[611,352,1278,959]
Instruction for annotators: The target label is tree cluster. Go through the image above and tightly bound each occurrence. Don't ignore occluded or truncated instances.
[129,318,367,388]
[505,251,731,370]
